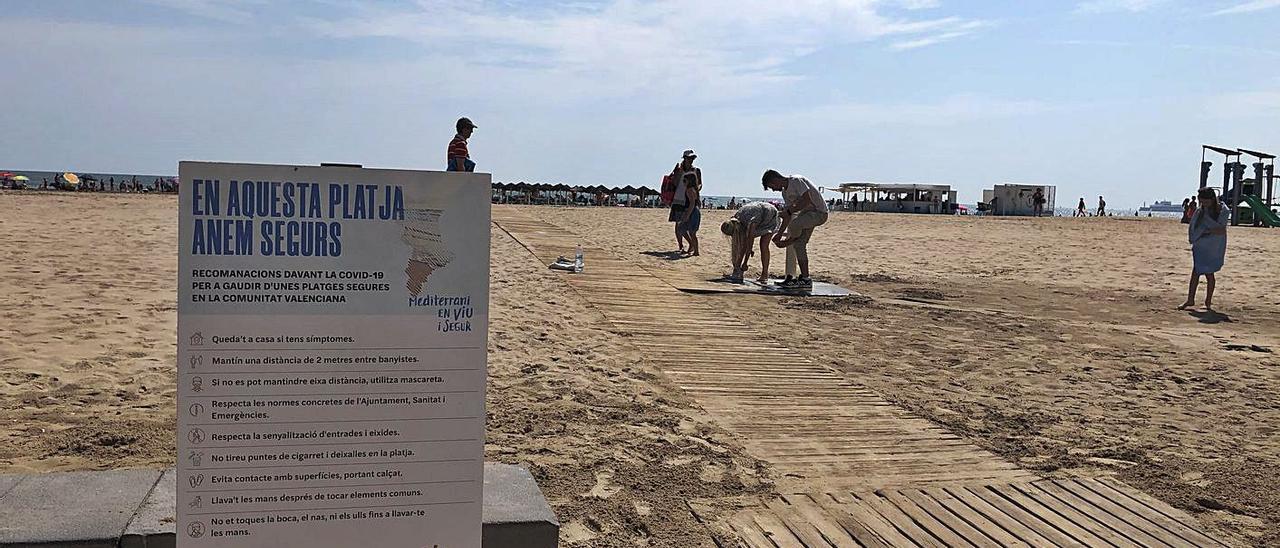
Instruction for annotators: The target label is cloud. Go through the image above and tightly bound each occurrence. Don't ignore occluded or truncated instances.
[890,20,990,50]
[1074,0,1168,14]
[1211,0,1280,15]
[298,1,991,103]
[893,0,943,9]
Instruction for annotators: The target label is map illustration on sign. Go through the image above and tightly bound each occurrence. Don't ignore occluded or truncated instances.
[401,206,454,297]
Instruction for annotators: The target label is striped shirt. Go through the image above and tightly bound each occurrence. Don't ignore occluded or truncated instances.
[447,134,469,163]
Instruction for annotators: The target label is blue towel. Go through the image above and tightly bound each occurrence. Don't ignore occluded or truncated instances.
[1188,205,1228,274]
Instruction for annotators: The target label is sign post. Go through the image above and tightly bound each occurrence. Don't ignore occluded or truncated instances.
[176,162,489,547]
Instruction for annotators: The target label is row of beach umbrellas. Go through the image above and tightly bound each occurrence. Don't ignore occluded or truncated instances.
[1,172,177,189]
[492,182,657,196]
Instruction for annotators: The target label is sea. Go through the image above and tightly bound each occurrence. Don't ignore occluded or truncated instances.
[702,196,776,208]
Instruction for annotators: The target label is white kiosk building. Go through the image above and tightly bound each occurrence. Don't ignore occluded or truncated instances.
[981,183,1056,216]
[836,182,958,214]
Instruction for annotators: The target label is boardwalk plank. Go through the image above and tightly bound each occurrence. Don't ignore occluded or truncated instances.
[764,497,841,548]
[879,489,979,548]
[1036,480,1171,547]
[847,492,947,548]
[1085,478,1228,548]
[817,492,924,548]
[992,484,1117,546]
[782,494,874,548]
[901,488,1008,547]
[966,485,1086,547]
[928,486,1037,547]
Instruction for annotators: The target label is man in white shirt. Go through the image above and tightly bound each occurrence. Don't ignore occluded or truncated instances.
[762,170,828,288]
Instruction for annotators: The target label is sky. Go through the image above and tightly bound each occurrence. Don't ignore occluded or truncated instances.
[2,0,1278,207]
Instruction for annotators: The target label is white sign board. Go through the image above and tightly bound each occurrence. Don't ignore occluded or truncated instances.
[176,162,489,547]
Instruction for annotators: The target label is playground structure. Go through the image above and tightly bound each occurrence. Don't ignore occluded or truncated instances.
[1200,144,1277,227]
[979,183,1056,216]
[835,182,957,214]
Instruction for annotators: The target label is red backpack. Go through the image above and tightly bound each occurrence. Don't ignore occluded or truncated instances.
[660,174,676,205]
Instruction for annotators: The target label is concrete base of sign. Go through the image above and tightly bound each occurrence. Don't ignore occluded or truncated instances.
[0,463,557,548]
[482,463,559,548]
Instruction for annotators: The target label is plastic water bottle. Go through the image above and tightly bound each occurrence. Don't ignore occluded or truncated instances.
[574,244,584,273]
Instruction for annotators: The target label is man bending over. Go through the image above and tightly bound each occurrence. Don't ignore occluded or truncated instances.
[762,170,828,288]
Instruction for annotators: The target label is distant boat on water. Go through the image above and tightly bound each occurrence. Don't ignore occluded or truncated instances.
[1138,200,1183,214]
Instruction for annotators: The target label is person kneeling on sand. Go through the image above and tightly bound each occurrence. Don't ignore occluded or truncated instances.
[721,201,780,283]
[762,170,828,288]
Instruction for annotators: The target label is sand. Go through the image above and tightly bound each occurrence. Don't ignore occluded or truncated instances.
[0,192,767,547]
[544,205,1280,545]
[2,191,1278,545]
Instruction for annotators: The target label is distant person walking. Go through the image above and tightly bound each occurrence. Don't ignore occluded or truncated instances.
[721,201,780,282]
[1180,197,1197,224]
[1097,195,1107,217]
[1076,197,1087,217]
[1180,188,1228,311]
[1032,187,1046,217]
[668,150,701,253]
[447,117,477,172]
[762,170,828,288]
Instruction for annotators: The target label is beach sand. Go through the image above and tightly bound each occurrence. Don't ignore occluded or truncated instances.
[2,192,1278,545]
[545,205,1280,545]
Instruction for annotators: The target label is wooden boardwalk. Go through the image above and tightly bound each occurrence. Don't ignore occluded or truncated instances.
[492,210,1231,547]
[691,478,1228,547]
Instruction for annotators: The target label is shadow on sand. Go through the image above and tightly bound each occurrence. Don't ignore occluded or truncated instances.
[641,250,691,260]
[1189,310,1232,324]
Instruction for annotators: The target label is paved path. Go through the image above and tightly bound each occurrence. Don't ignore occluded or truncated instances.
[493,209,1232,547]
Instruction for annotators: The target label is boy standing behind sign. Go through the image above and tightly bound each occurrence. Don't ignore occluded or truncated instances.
[448,117,477,172]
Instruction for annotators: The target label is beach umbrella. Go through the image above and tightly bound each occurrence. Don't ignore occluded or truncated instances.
[13,175,29,182]
[635,185,654,205]
[0,172,13,179]
[63,173,80,185]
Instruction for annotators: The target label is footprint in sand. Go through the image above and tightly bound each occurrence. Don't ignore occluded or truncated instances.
[663,455,699,467]
[560,519,600,544]
[585,469,621,499]
[699,463,726,483]
[1181,471,1213,487]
